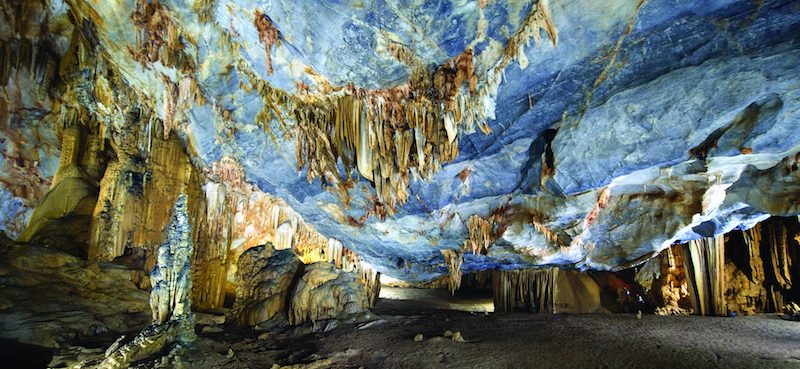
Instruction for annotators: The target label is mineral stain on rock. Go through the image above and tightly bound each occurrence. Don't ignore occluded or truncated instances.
[0,0,799,368]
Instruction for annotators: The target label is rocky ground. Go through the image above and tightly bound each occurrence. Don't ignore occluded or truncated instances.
[58,298,800,368]
[5,287,800,369]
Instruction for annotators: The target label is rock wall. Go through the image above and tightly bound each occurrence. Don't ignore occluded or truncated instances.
[636,217,800,316]
[0,0,69,238]
[1,11,379,310]
[0,236,150,348]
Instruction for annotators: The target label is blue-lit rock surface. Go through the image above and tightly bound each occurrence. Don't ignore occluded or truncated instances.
[11,0,800,283]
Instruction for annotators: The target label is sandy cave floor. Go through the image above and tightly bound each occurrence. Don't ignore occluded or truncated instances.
[184,289,800,369]
[8,290,800,369]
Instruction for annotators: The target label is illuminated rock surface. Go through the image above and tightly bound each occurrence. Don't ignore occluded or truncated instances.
[1,0,800,367]
[0,0,797,285]
[288,262,370,325]
[229,244,301,326]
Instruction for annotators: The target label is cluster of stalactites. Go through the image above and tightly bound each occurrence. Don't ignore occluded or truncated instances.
[318,238,381,306]
[464,215,495,255]
[0,37,58,93]
[441,249,464,294]
[161,74,202,140]
[293,84,459,217]
[760,221,795,310]
[130,0,195,72]
[361,263,381,306]
[492,267,559,313]
[683,236,726,316]
[637,219,799,317]
[291,1,558,216]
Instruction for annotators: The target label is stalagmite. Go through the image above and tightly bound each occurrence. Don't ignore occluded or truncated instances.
[441,249,464,294]
[99,194,195,369]
[492,268,558,313]
[684,236,726,316]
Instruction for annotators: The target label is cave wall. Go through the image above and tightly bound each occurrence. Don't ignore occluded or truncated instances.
[0,0,380,312]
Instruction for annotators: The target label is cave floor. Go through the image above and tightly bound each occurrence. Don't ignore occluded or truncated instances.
[183,299,800,369]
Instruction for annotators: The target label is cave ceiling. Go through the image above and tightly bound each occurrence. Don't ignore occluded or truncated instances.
[8,0,800,282]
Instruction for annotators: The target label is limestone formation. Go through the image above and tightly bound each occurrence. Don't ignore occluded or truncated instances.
[553,270,603,314]
[1,0,800,368]
[493,268,558,313]
[724,261,764,316]
[99,194,195,369]
[637,245,694,316]
[230,244,301,327]
[654,274,693,316]
[288,262,369,325]
[441,249,464,294]
[0,236,150,348]
[683,236,727,316]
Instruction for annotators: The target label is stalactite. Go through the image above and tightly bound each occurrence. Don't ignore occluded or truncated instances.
[765,221,792,290]
[129,0,195,72]
[492,268,558,313]
[532,220,562,246]
[193,0,216,23]
[743,224,766,282]
[253,9,280,76]
[464,215,494,255]
[359,262,381,307]
[290,2,559,215]
[684,236,726,316]
[501,0,558,69]
[0,37,58,89]
[441,249,464,294]
[190,179,233,309]
[459,271,492,290]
